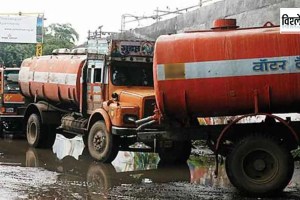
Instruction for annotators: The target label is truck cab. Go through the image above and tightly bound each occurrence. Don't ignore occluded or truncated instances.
[0,67,24,134]
[85,40,155,125]
[83,39,156,158]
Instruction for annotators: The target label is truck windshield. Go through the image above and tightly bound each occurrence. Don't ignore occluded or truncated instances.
[4,70,20,93]
[111,62,153,86]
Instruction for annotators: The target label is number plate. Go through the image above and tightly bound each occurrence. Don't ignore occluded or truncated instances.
[5,108,14,113]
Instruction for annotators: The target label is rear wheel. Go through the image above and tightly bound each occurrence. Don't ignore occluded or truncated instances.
[158,141,191,164]
[27,114,44,148]
[225,135,294,196]
[26,113,56,148]
[88,121,119,163]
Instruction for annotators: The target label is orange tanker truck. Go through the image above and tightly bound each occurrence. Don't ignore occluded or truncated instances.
[136,19,300,196]
[19,20,300,196]
[19,36,156,158]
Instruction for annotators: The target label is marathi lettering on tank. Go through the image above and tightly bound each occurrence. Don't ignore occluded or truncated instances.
[252,59,287,72]
[295,56,300,69]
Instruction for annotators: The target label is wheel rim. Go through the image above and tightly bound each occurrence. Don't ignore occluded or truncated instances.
[242,149,279,184]
[93,130,106,153]
[28,122,37,144]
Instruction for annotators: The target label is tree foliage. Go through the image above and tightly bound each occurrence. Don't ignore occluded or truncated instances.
[0,43,35,67]
[0,23,79,67]
[43,23,79,55]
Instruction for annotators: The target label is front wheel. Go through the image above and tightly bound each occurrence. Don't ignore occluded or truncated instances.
[88,121,119,163]
[225,135,294,196]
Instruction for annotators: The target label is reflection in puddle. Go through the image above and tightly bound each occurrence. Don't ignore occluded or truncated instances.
[112,151,159,172]
[0,135,299,199]
[188,156,231,188]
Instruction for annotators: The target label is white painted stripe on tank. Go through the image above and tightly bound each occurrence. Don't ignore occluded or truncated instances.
[19,68,77,86]
[48,72,77,85]
[157,55,300,80]
[33,71,48,83]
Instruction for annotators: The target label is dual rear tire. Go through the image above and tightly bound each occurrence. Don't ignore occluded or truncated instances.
[225,135,294,196]
[26,113,56,148]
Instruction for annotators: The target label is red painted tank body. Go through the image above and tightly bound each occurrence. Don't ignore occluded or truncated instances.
[19,55,86,105]
[153,26,300,119]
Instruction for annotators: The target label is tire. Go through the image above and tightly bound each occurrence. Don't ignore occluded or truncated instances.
[26,113,44,148]
[26,114,56,148]
[88,121,119,163]
[225,135,294,196]
[158,141,191,164]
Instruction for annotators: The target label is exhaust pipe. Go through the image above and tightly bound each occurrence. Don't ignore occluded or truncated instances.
[135,116,154,126]
[136,120,156,131]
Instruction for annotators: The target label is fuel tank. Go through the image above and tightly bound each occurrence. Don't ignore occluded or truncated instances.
[154,22,300,119]
[19,55,86,105]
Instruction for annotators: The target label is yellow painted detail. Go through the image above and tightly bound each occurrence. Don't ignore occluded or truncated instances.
[4,95,11,101]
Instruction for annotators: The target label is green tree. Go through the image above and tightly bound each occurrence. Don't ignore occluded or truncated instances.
[0,43,35,67]
[43,23,79,55]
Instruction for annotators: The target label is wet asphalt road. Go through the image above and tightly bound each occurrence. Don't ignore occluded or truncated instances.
[0,134,299,200]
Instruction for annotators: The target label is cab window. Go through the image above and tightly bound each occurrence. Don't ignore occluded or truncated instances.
[4,70,20,93]
[111,62,153,86]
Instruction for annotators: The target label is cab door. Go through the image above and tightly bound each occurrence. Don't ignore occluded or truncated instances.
[86,60,105,113]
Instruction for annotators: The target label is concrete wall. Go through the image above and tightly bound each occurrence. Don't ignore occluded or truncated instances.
[116,0,297,40]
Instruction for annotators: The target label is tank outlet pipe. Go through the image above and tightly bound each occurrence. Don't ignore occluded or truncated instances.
[136,120,156,131]
[135,116,154,126]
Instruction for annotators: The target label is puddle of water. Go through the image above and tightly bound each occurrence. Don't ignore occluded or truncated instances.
[0,134,299,199]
